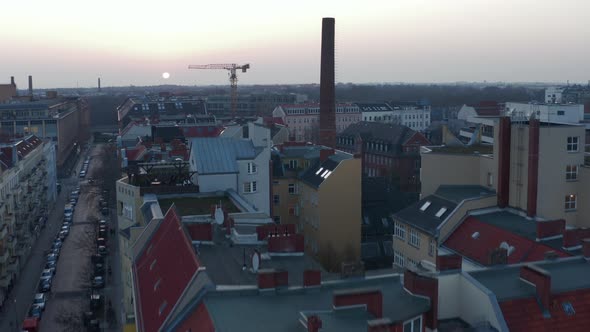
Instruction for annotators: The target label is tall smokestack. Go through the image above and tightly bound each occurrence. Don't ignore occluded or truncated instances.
[10,76,15,86]
[319,17,336,148]
[28,75,33,96]
[98,78,101,92]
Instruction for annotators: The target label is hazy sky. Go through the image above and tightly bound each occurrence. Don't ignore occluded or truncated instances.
[1,0,589,88]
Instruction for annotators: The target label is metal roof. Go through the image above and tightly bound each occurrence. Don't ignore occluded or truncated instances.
[190,137,259,174]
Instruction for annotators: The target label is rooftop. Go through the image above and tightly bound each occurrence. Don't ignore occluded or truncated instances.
[203,274,430,332]
[338,121,416,145]
[190,137,261,175]
[434,185,496,204]
[425,144,494,155]
[393,194,457,236]
[298,151,353,189]
[470,257,590,301]
[158,196,240,216]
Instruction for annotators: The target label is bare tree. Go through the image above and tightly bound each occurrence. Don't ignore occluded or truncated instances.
[54,304,84,332]
[77,260,95,289]
[73,227,97,256]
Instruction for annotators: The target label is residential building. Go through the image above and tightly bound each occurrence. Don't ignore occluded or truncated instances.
[357,102,395,123]
[0,136,56,301]
[189,122,271,215]
[206,93,302,117]
[131,206,439,332]
[271,143,362,271]
[116,95,207,130]
[336,121,431,192]
[272,103,361,142]
[546,84,590,106]
[390,101,432,131]
[392,185,496,269]
[545,86,565,104]
[0,96,89,172]
[505,102,585,124]
[456,101,503,144]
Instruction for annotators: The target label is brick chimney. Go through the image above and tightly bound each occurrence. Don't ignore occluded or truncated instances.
[436,254,462,271]
[319,17,336,148]
[520,265,551,309]
[319,148,335,162]
[307,315,322,332]
[403,270,438,330]
[10,76,15,86]
[28,75,33,96]
[536,219,565,240]
[582,238,590,259]
[333,288,383,318]
[497,117,511,208]
[303,270,321,287]
[527,119,540,217]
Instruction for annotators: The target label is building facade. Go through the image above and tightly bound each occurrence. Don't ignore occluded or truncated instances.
[336,121,431,192]
[206,93,302,117]
[272,103,361,142]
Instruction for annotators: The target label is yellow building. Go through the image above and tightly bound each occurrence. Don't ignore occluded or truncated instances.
[271,143,362,271]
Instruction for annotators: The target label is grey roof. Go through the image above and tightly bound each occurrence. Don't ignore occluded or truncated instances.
[190,137,258,174]
[280,145,327,159]
[393,195,457,236]
[469,257,590,301]
[0,100,58,110]
[204,274,430,332]
[338,121,415,145]
[299,158,340,189]
[434,185,496,204]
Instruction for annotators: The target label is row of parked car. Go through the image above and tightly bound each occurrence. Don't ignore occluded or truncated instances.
[28,187,81,322]
[79,157,91,178]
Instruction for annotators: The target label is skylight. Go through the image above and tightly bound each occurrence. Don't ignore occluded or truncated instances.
[323,171,332,179]
[435,207,447,218]
[315,167,324,175]
[321,170,329,178]
[420,201,432,212]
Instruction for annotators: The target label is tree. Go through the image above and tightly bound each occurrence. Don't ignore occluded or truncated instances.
[54,304,84,332]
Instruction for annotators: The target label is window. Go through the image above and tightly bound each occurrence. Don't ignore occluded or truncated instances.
[557,110,565,116]
[288,183,297,195]
[487,172,493,187]
[394,251,405,267]
[123,204,133,220]
[419,201,431,212]
[435,207,448,218]
[565,194,577,210]
[567,136,579,152]
[243,181,257,193]
[273,216,280,223]
[566,165,578,181]
[403,316,422,332]
[247,162,257,174]
[407,257,417,267]
[289,159,298,169]
[409,229,421,248]
[429,239,435,256]
[273,195,280,204]
[394,222,406,240]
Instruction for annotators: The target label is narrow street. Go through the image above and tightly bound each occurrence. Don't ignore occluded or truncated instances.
[0,143,123,332]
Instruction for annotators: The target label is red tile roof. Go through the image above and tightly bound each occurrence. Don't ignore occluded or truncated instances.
[175,302,215,332]
[134,208,200,332]
[125,145,147,161]
[500,289,590,332]
[443,217,570,265]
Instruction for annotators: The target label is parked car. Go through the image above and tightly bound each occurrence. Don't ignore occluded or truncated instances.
[50,247,60,256]
[91,276,104,289]
[97,238,106,247]
[45,260,56,270]
[98,219,107,227]
[46,254,58,263]
[100,207,109,216]
[32,293,47,311]
[97,246,107,256]
[38,279,51,293]
[82,311,95,326]
[63,216,73,224]
[91,254,104,264]
[60,227,69,237]
[28,305,43,319]
[94,263,105,275]
[44,266,56,276]
[40,269,52,280]
[52,240,62,249]
[58,230,67,240]
[79,171,86,178]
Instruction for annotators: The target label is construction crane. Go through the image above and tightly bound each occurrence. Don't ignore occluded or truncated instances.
[188,63,250,119]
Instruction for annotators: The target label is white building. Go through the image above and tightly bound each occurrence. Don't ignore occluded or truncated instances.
[545,87,565,104]
[356,103,395,123]
[190,122,271,215]
[391,103,431,131]
[505,102,584,124]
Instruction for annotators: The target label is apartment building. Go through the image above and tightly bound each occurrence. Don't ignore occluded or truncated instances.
[0,136,56,299]
[456,101,502,144]
[390,102,432,131]
[116,95,207,130]
[336,121,431,192]
[272,103,361,142]
[206,93,302,117]
[409,115,590,271]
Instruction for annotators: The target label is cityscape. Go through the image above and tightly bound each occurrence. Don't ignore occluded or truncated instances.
[1,2,590,332]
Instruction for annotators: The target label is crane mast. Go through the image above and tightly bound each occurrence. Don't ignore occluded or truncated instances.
[188,63,250,119]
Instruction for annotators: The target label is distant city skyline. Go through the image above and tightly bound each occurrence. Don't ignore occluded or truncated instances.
[1,0,589,89]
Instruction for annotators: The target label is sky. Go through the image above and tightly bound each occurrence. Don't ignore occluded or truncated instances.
[1,0,589,88]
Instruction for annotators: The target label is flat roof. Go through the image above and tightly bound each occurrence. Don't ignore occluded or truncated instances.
[426,144,494,155]
[435,185,495,204]
[158,196,240,216]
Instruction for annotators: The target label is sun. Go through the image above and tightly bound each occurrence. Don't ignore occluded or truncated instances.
[162,72,170,79]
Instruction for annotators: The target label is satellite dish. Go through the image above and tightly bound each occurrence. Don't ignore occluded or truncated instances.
[252,250,260,272]
[214,207,224,225]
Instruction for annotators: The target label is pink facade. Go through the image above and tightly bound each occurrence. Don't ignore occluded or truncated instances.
[273,104,361,143]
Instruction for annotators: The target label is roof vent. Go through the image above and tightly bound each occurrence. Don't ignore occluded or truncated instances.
[562,302,575,316]
[420,201,431,212]
[471,232,480,239]
[499,242,515,256]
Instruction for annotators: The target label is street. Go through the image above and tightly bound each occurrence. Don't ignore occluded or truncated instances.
[0,143,122,332]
